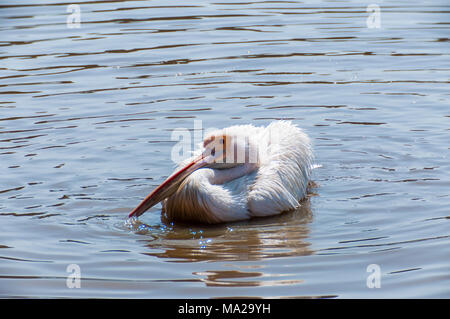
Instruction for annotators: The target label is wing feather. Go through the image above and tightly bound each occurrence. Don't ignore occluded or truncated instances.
[248,121,314,217]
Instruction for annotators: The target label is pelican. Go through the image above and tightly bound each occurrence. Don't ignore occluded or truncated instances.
[129,121,314,224]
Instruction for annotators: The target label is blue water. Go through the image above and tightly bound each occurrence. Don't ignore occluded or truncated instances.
[0,0,449,298]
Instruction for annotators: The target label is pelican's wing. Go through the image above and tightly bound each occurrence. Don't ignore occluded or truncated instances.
[163,167,255,223]
[248,121,314,217]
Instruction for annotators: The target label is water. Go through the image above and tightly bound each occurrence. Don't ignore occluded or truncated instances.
[0,0,449,298]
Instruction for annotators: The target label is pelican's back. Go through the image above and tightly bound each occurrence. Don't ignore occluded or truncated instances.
[248,121,314,217]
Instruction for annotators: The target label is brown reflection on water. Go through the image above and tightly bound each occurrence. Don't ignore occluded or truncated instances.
[134,198,313,263]
[129,199,314,288]
[193,269,303,288]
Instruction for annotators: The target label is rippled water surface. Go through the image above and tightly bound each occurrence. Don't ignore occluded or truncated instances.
[1,0,449,298]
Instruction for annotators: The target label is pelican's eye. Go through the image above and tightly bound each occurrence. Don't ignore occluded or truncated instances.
[210,147,216,156]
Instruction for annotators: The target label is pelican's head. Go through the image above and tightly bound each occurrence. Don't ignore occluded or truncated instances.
[129,130,259,218]
[201,132,259,169]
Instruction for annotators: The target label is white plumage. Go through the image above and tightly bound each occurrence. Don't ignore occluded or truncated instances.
[129,121,314,224]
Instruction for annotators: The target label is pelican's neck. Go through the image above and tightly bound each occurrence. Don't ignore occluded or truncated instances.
[208,162,258,185]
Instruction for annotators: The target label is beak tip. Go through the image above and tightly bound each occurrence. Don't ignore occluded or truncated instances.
[127,153,206,220]
[128,208,141,219]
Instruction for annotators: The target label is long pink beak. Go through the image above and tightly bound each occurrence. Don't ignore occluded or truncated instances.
[129,154,208,218]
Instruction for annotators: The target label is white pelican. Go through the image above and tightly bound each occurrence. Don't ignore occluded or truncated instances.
[129,121,314,224]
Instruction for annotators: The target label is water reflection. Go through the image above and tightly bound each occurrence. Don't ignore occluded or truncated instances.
[193,269,304,288]
[125,198,314,288]
[129,198,313,263]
